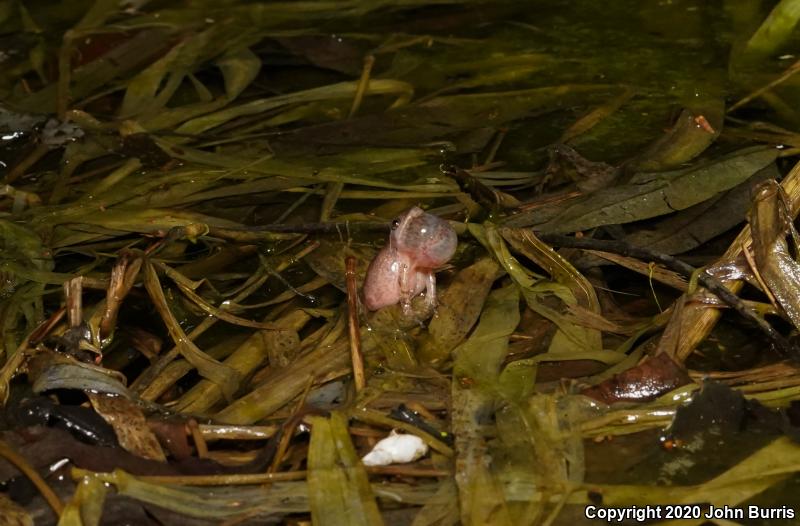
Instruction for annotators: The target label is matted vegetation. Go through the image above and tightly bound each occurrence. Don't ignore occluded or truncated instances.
[2,1,800,524]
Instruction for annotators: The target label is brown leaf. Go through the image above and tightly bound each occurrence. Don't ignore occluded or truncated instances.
[581,352,692,404]
[88,393,166,462]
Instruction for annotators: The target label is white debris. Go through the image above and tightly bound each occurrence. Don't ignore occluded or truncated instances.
[361,430,429,467]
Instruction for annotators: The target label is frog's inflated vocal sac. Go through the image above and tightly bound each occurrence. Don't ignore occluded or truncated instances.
[363,207,457,312]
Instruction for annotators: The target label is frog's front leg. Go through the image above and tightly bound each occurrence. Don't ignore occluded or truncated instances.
[397,260,414,315]
[424,271,437,310]
[399,266,429,315]
[398,259,412,296]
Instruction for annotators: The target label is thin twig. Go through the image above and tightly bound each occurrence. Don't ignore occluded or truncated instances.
[538,233,799,359]
[345,256,366,392]
[187,419,209,458]
[63,277,83,328]
[729,59,800,113]
[741,239,778,307]
[268,378,315,474]
[99,254,142,340]
[483,128,507,167]
[29,307,66,345]
[349,55,375,118]
[6,143,49,184]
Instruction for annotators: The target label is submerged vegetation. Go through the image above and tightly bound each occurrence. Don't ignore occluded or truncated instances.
[4,0,800,524]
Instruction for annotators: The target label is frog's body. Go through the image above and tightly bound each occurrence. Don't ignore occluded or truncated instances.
[363,207,457,312]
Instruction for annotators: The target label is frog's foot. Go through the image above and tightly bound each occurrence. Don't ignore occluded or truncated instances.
[401,298,414,317]
[396,292,435,325]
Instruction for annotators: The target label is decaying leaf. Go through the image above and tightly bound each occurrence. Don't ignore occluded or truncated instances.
[87,393,166,462]
[581,352,692,404]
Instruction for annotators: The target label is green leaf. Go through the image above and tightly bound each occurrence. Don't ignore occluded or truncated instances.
[174,79,414,136]
[742,0,800,62]
[452,284,520,526]
[217,46,261,100]
[471,223,603,354]
[534,146,778,234]
[624,163,778,254]
[142,262,241,400]
[417,257,502,365]
[307,412,383,526]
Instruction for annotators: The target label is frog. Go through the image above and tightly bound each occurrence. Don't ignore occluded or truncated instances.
[363,206,457,313]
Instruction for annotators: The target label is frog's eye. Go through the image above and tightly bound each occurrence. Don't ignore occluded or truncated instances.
[391,219,400,230]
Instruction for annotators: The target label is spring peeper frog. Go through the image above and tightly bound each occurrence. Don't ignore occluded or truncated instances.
[363,207,457,312]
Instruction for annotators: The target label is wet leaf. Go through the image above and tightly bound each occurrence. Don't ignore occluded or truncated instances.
[417,257,503,365]
[143,262,241,400]
[500,227,600,313]
[494,434,800,518]
[11,29,174,113]
[120,28,221,119]
[32,361,132,398]
[472,223,603,355]
[214,339,350,425]
[581,352,692,404]
[59,473,107,526]
[749,179,800,330]
[652,144,800,363]
[451,284,519,526]
[173,309,311,414]
[410,479,459,526]
[560,87,635,144]
[87,393,166,462]
[740,0,800,62]
[283,85,615,152]
[174,79,414,136]
[585,250,688,291]
[137,44,262,131]
[153,138,451,193]
[630,103,724,172]
[307,412,382,526]
[80,468,308,520]
[624,162,778,254]
[532,146,778,233]
[39,207,245,248]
